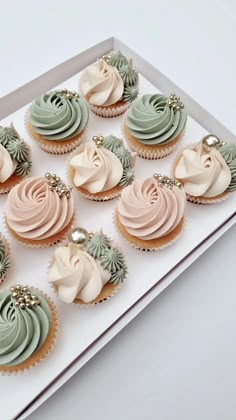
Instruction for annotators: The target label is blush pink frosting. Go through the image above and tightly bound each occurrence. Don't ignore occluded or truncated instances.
[5,177,74,240]
[117,177,186,240]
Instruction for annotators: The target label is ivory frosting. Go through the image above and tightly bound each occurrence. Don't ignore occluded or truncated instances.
[175,141,231,197]
[81,59,124,107]
[0,144,16,183]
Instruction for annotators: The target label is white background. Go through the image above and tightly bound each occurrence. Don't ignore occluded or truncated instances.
[0,1,236,419]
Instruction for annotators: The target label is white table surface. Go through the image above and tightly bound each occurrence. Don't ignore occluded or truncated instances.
[0,1,236,419]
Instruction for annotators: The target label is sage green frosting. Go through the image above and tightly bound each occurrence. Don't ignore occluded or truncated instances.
[119,167,135,187]
[0,289,51,367]
[108,51,128,70]
[220,144,236,162]
[87,233,127,284]
[227,160,236,191]
[102,135,135,187]
[0,240,6,260]
[102,135,123,153]
[15,160,32,177]
[29,91,89,141]
[0,239,10,279]
[115,147,132,167]
[0,125,19,147]
[119,64,138,86]
[126,94,187,145]
[123,85,139,103]
[86,234,110,258]
[219,143,236,191]
[6,139,30,162]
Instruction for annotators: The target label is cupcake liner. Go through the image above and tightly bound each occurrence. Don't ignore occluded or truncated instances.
[48,235,125,307]
[25,108,88,154]
[0,233,11,285]
[122,118,184,159]
[0,289,58,375]
[114,208,185,251]
[172,145,231,204]
[79,73,129,118]
[67,146,122,201]
[4,213,75,249]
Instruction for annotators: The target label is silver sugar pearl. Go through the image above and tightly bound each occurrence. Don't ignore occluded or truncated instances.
[68,227,90,248]
[202,134,221,150]
[20,303,26,309]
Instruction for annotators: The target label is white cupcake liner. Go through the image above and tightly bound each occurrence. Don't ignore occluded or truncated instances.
[0,289,58,375]
[113,208,186,252]
[79,73,130,118]
[172,143,231,204]
[121,117,181,159]
[67,145,127,202]
[48,232,126,307]
[25,108,89,155]
[0,233,11,285]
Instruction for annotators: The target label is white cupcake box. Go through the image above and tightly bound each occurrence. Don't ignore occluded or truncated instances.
[0,37,235,420]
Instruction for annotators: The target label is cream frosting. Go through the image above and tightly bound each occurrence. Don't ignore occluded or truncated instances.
[0,144,16,183]
[117,177,186,240]
[81,59,124,107]
[5,177,74,240]
[70,143,123,193]
[175,141,231,197]
[48,244,111,303]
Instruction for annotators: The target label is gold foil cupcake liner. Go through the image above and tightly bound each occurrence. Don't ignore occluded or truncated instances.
[122,117,184,159]
[172,144,231,204]
[48,235,125,307]
[67,145,123,201]
[4,213,76,249]
[0,233,11,285]
[0,289,58,375]
[113,208,185,251]
[24,108,88,155]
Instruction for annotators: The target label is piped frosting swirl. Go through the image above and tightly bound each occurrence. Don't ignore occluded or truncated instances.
[117,177,186,240]
[29,90,89,141]
[5,176,74,240]
[125,94,187,145]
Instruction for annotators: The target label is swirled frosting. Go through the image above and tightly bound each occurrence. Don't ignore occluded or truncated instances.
[29,91,89,141]
[0,144,16,183]
[5,177,74,240]
[48,244,111,303]
[0,289,51,366]
[117,177,186,240]
[70,143,123,193]
[125,94,187,145]
[219,143,236,191]
[175,141,231,197]
[81,59,124,107]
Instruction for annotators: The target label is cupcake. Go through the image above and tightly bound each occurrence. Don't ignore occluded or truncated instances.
[0,233,11,285]
[48,227,128,305]
[68,134,136,201]
[0,124,32,194]
[0,285,57,374]
[26,89,89,154]
[174,135,235,204]
[123,92,187,159]
[115,174,186,251]
[80,50,139,118]
[5,173,75,247]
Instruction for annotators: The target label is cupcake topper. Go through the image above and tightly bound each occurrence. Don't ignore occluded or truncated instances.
[202,134,226,152]
[45,173,72,199]
[168,92,184,112]
[102,53,112,63]
[68,227,92,249]
[153,173,182,189]
[58,88,80,101]
[10,285,40,309]
[93,135,104,148]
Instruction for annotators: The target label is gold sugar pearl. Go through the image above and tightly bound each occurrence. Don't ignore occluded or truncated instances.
[45,173,72,199]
